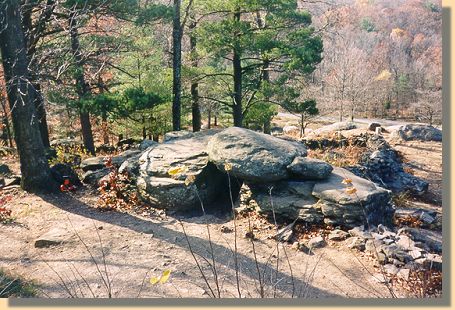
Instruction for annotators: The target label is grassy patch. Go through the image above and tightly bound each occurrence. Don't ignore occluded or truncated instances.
[0,269,37,297]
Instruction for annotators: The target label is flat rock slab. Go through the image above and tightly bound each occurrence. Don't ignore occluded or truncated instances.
[35,228,74,248]
[312,167,394,227]
[312,167,389,205]
[208,127,307,182]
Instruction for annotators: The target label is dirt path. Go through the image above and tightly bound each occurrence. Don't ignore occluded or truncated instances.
[1,188,405,298]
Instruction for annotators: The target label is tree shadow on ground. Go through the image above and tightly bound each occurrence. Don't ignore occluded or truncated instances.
[38,192,341,299]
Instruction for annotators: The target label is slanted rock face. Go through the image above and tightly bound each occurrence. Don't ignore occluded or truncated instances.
[249,181,322,222]
[287,157,333,180]
[207,127,307,182]
[137,131,228,211]
[312,167,394,227]
[390,124,442,142]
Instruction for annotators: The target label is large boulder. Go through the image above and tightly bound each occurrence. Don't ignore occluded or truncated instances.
[207,127,307,182]
[287,157,333,180]
[312,167,394,227]
[137,131,229,211]
[250,181,322,222]
[313,122,357,136]
[390,124,442,142]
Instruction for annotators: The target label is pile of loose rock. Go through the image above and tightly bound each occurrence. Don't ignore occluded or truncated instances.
[347,134,429,196]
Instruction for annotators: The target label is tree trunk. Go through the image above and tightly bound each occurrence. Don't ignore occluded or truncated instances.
[172,0,182,131]
[207,108,211,129]
[0,0,57,192]
[69,12,95,155]
[32,83,51,148]
[189,21,201,132]
[22,2,52,149]
[232,10,243,127]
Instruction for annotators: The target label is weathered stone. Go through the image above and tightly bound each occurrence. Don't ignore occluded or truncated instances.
[328,229,350,241]
[424,253,442,271]
[348,226,372,239]
[35,228,74,248]
[409,249,423,260]
[381,245,399,258]
[365,239,384,254]
[313,167,394,227]
[137,131,230,211]
[163,130,194,142]
[390,124,442,142]
[313,122,357,136]
[82,168,110,186]
[287,157,333,180]
[397,269,411,281]
[81,150,141,172]
[396,235,416,251]
[308,236,326,249]
[345,237,365,251]
[207,127,307,182]
[274,223,295,242]
[139,139,158,151]
[368,122,381,131]
[383,264,400,275]
[250,181,322,222]
[398,227,442,253]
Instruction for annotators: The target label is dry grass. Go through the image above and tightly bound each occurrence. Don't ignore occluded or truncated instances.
[307,145,366,167]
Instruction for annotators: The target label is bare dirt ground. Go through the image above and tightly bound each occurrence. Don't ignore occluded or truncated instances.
[0,122,443,299]
[1,187,403,298]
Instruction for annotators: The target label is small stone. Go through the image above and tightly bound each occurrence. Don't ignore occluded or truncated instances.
[397,235,415,251]
[220,226,233,233]
[425,253,442,271]
[383,238,395,245]
[348,226,372,239]
[397,268,410,281]
[383,264,400,275]
[376,252,388,265]
[274,223,294,242]
[419,212,435,224]
[394,250,413,263]
[409,249,423,260]
[345,237,365,251]
[392,259,405,267]
[328,229,349,241]
[308,236,326,249]
[34,228,73,248]
[381,245,399,258]
[365,239,383,254]
[291,242,300,250]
